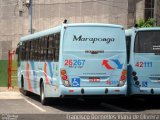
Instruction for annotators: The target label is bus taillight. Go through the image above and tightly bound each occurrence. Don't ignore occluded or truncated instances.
[62,75,68,80]
[61,69,66,75]
[121,75,126,81]
[118,69,127,87]
[60,69,70,87]
[121,69,127,81]
[122,69,127,76]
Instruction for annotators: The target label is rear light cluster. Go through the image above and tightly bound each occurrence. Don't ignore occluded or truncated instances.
[132,71,140,86]
[60,69,70,87]
[118,69,127,87]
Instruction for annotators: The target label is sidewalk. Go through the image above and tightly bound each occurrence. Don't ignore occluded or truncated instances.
[0,87,23,99]
[0,87,19,92]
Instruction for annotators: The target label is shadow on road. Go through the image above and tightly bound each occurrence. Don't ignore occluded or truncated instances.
[25,92,160,112]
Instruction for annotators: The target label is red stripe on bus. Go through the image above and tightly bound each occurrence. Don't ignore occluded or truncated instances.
[44,63,49,84]
[26,62,33,92]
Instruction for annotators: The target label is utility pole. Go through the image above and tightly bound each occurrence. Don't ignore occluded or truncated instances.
[29,0,32,34]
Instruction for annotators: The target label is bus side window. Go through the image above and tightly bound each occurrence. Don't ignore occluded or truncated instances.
[35,39,39,61]
[32,40,36,60]
[39,39,42,60]
[44,37,48,60]
[39,37,48,61]
[25,41,30,61]
[30,41,33,60]
[47,33,60,62]
[34,40,37,60]
[54,33,60,62]
[21,42,26,61]
[29,40,33,60]
[48,36,54,61]
[126,36,131,64]
[25,41,28,60]
[30,40,36,61]
[40,38,44,61]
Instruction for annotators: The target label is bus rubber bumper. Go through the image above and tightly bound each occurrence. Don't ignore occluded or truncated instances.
[59,85,127,96]
[132,88,160,95]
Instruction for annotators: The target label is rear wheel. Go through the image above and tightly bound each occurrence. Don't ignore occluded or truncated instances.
[40,82,48,105]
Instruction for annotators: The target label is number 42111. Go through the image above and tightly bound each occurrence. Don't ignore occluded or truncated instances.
[135,62,152,68]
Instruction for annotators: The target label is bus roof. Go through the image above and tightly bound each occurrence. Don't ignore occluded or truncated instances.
[20,25,62,42]
[20,23,124,42]
[65,23,123,28]
[125,27,160,36]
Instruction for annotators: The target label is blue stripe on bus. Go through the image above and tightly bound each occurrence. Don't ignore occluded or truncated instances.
[48,62,53,78]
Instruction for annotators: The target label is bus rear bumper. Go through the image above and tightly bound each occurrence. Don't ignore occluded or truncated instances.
[59,85,127,96]
[131,87,160,95]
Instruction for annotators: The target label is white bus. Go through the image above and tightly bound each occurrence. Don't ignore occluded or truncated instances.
[16,23,127,105]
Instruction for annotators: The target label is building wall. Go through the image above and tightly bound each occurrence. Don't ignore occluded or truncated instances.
[31,0,129,31]
[128,0,138,28]
[136,0,145,22]
[155,0,160,26]
[0,0,132,60]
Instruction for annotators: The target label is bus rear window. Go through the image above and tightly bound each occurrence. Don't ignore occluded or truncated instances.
[63,26,126,51]
[134,31,160,53]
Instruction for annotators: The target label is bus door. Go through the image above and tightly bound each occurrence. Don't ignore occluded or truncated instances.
[133,30,160,91]
[61,26,127,88]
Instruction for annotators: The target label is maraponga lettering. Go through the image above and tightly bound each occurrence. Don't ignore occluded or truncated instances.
[73,35,115,44]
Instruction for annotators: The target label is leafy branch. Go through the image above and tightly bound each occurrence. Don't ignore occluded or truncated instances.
[136,18,155,27]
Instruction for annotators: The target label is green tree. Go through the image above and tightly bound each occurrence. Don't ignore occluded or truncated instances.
[136,18,155,27]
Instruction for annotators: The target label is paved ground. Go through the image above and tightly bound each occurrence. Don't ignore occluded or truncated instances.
[1,88,160,120]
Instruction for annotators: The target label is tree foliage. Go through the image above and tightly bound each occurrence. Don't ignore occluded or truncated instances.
[136,18,155,28]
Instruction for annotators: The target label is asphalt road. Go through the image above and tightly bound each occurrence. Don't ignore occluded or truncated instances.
[0,91,160,120]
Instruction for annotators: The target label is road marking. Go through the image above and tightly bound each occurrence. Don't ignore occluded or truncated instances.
[101,103,130,112]
[24,98,46,112]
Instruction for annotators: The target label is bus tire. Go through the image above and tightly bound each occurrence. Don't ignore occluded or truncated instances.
[20,76,30,96]
[40,82,48,105]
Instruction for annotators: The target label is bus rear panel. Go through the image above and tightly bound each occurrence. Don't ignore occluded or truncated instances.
[59,24,127,96]
[126,28,160,95]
